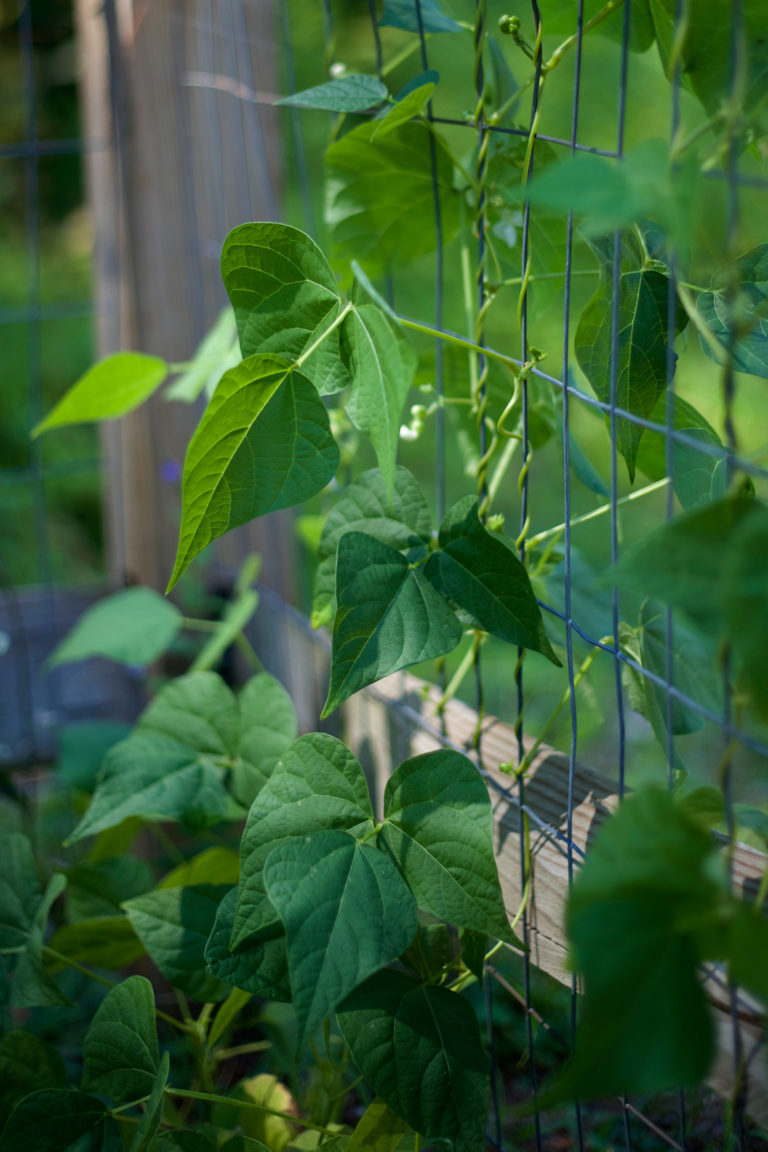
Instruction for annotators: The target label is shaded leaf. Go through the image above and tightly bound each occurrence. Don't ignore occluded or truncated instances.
[139,670,240,758]
[313,466,432,629]
[575,269,686,480]
[48,587,182,669]
[0,1090,108,1152]
[381,749,515,943]
[0,834,41,952]
[425,498,559,663]
[342,305,417,495]
[124,885,230,1002]
[83,975,159,1103]
[348,1097,411,1152]
[0,1031,67,1128]
[325,121,460,278]
[697,244,768,379]
[55,722,132,792]
[338,969,489,1152]
[221,223,348,396]
[169,355,339,590]
[205,887,291,1001]
[32,353,167,436]
[234,674,298,807]
[233,734,374,948]
[380,0,462,33]
[128,1051,169,1152]
[324,533,462,716]
[159,847,240,890]
[48,916,145,970]
[264,830,418,1049]
[278,75,387,113]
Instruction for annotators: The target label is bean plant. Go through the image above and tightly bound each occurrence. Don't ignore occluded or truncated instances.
[4,0,768,1148]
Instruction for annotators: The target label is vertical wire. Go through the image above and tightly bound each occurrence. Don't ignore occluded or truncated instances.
[472,0,488,760]
[562,1,586,1147]
[518,5,544,1148]
[414,0,446,524]
[367,0,383,78]
[666,2,688,1146]
[609,2,634,1148]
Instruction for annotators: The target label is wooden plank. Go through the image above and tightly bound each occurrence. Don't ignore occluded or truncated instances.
[343,669,768,1127]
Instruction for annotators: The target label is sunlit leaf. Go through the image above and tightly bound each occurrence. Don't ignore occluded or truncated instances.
[32,353,167,436]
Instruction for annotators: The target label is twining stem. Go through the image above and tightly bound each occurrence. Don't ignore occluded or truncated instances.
[437,631,485,713]
[526,477,670,550]
[110,1095,151,1116]
[165,1087,338,1136]
[41,946,188,1033]
[400,316,519,373]
[295,302,353,368]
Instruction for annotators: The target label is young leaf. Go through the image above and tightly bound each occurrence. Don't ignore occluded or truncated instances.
[372,82,436,140]
[312,465,432,629]
[264,829,418,1050]
[545,789,722,1102]
[234,673,298,807]
[32,352,167,436]
[66,732,231,843]
[575,269,686,480]
[47,917,145,970]
[338,969,489,1152]
[165,308,240,403]
[323,532,463,716]
[380,749,515,943]
[697,244,768,379]
[348,1097,411,1152]
[325,121,460,278]
[343,305,417,496]
[159,847,240,890]
[221,222,349,396]
[82,975,159,1103]
[379,0,462,33]
[233,733,374,948]
[123,885,230,1002]
[205,888,291,1001]
[47,587,182,669]
[0,1090,110,1152]
[425,498,559,664]
[168,355,339,591]
[139,670,240,757]
[278,74,388,113]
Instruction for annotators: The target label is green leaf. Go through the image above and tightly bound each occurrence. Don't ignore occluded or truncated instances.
[48,916,145,970]
[66,733,231,843]
[159,847,240,890]
[635,393,725,509]
[372,83,436,141]
[234,673,298,807]
[64,854,153,916]
[55,722,132,792]
[9,873,68,1009]
[729,900,768,1004]
[278,74,387,112]
[324,533,463,716]
[575,269,686,481]
[48,587,182,669]
[338,969,489,1152]
[548,788,722,1102]
[165,308,240,403]
[0,1090,108,1152]
[128,1051,169,1152]
[205,888,291,1001]
[168,355,339,590]
[123,885,230,1002]
[312,466,432,629]
[221,223,349,396]
[139,670,240,757]
[348,1097,411,1152]
[734,804,768,847]
[82,975,159,1102]
[155,1135,217,1152]
[0,1031,67,1128]
[343,306,416,494]
[32,353,167,436]
[0,834,41,952]
[325,121,460,278]
[264,829,418,1050]
[233,733,374,947]
[425,498,559,664]
[379,0,462,33]
[380,749,515,943]
[697,244,768,379]
[635,603,722,735]
[542,0,654,51]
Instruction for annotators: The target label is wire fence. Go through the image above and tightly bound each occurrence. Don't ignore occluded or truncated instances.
[3,0,768,1148]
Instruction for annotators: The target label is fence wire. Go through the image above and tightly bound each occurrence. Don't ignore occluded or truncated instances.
[3,0,768,1149]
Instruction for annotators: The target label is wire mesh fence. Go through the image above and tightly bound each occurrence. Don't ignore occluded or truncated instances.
[2,0,768,1148]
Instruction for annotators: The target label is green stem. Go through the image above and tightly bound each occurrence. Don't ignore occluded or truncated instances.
[110,1095,151,1117]
[214,1040,271,1061]
[437,632,483,712]
[168,361,193,374]
[164,1087,338,1136]
[399,316,518,374]
[526,477,669,549]
[42,946,188,1033]
[487,436,520,506]
[180,616,221,632]
[235,632,264,672]
[296,302,353,368]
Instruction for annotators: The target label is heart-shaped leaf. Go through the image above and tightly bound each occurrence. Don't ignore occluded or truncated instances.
[32,353,167,436]
[324,532,463,716]
[83,975,159,1102]
[278,74,388,113]
[47,587,182,669]
[205,888,291,1001]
